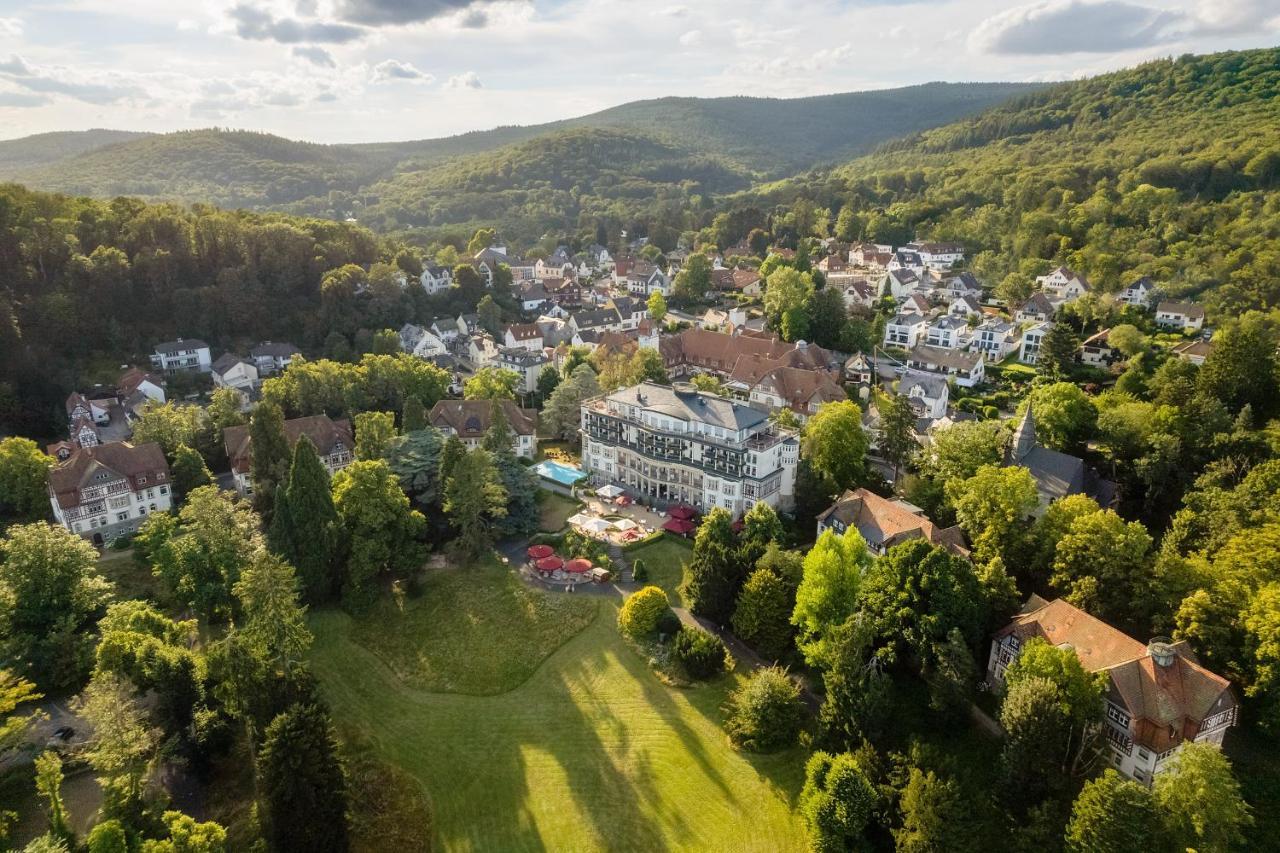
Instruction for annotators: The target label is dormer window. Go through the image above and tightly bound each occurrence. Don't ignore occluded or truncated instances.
[138,475,146,485]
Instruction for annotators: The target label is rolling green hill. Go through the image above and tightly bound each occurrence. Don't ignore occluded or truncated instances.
[746,47,1280,314]
[6,82,1039,229]
[0,129,151,176]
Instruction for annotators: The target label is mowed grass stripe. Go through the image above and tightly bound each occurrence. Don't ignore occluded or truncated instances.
[309,568,807,852]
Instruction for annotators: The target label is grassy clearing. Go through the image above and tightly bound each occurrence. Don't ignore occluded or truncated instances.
[309,564,807,852]
[626,536,693,607]
[97,548,167,603]
[347,558,598,695]
[537,491,583,533]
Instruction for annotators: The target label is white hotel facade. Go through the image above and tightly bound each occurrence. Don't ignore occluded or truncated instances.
[580,382,798,516]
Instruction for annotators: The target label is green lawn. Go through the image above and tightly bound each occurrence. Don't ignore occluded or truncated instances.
[97,548,168,603]
[537,491,583,534]
[626,536,694,606]
[309,561,807,852]
[346,560,597,695]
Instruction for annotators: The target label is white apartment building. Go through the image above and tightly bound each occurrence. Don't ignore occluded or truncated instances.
[150,338,212,374]
[580,382,799,516]
[48,442,172,544]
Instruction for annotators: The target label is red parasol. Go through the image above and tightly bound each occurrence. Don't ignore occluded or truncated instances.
[668,505,696,520]
[527,544,555,560]
[564,558,592,573]
[663,518,696,535]
[536,556,564,571]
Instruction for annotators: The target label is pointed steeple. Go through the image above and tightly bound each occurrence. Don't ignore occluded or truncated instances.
[1010,402,1038,463]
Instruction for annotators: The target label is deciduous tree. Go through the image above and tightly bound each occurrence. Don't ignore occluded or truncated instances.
[353,410,396,460]
[464,367,520,401]
[332,460,426,604]
[803,400,869,494]
[442,449,507,561]
[0,437,53,523]
[792,528,871,669]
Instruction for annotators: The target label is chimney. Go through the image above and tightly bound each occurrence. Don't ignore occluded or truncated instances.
[1148,638,1176,668]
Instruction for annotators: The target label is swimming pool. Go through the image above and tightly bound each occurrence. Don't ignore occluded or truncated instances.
[533,459,588,486]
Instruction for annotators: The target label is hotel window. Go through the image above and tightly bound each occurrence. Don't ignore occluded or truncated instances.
[159,486,168,495]
[116,512,129,522]
[1137,749,1151,763]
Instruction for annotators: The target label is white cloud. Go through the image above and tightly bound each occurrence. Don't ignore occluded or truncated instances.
[0,54,143,104]
[292,45,337,67]
[372,59,433,82]
[0,18,22,36]
[678,29,703,47]
[0,89,47,107]
[970,0,1280,56]
[335,0,485,26]
[444,70,482,89]
[227,3,366,44]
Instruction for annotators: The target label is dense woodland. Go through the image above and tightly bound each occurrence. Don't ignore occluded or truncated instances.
[739,49,1280,315]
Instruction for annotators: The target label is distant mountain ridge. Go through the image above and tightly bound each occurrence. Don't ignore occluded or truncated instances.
[0,82,1041,233]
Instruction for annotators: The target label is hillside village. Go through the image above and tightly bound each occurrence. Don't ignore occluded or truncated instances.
[2,46,1280,853]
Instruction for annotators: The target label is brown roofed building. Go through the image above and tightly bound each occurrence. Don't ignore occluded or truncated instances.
[815,488,968,557]
[223,414,353,496]
[661,328,835,378]
[48,442,172,543]
[988,596,1237,786]
[429,399,538,458]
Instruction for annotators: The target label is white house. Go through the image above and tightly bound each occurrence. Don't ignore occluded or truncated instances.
[1117,276,1156,308]
[971,319,1021,360]
[925,316,968,349]
[1035,267,1090,303]
[1080,328,1124,369]
[1015,292,1057,324]
[887,250,925,276]
[1020,322,1051,365]
[497,347,551,395]
[882,268,920,299]
[249,342,300,375]
[419,265,454,295]
[66,392,110,427]
[910,242,965,270]
[503,323,545,352]
[907,345,985,388]
[211,354,259,392]
[842,279,878,310]
[1172,339,1213,366]
[48,442,172,544]
[430,399,537,458]
[898,369,949,419]
[949,294,983,319]
[150,339,211,374]
[116,368,166,409]
[627,265,670,297]
[463,333,501,369]
[399,323,449,359]
[944,271,983,300]
[1155,301,1206,332]
[884,313,928,349]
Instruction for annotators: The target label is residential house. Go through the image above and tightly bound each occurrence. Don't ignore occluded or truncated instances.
[659,328,836,380]
[844,352,874,387]
[883,268,920,299]
[925,316,968,349]
[850,242,893,267]
[944,271,983,300]
[580,381,799,515]
[1172,339,1213,366]
[949,294,983,319]
[429,399,537,458]
[970,319,1020,360]
[988,596,1236,786]
[428,317,463,342]
[535,257,576,281]
[1080,328,1124,368]
[210,354,259,392]
[473,247,512,287]
[116,368,165,407]
[747,366,846,422]
[497,347,550,395]
[66,392,111,428]
[884,313,927,350]
[841,279,878,310]
[899,293,933,316]
[456,313,482,337]
[249,342,300,375]
[1019,322,1051,365]
[910,242,965,270]
[816,488,967,556]
[150,338,211,374]
[700,306,747,333]
[419,265,454,295]
[1036,267,1091,303]
[887,250,925,276]
[907,345,985,388]
[1155,301,1206,332]
[48,442,171,543]
[1015,292,1057,324]
[224,415,353,496]
[399,323,449,360]
[503,323,544,352]
[570,307,624,338]
[518,281,552,312]
[899,369,949,420]
[1118,276,1156,308]
[608,297,647,331]
[461,332,501,369]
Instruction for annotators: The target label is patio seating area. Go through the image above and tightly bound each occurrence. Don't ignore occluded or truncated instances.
[523,544,612,588]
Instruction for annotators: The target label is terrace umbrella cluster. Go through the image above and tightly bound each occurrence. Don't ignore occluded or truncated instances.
[662,518,696,536]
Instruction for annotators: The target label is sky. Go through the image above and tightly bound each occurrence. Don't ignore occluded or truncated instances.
[0,0,1277,144]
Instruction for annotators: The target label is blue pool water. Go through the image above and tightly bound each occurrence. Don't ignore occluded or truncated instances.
[533,460,588,486]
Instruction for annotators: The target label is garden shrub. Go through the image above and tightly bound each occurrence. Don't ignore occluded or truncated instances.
[724,666,803,752]
[655,609,682,638]
[672,626,728,679]
[618,586,669,639]
[631,559,649,582]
